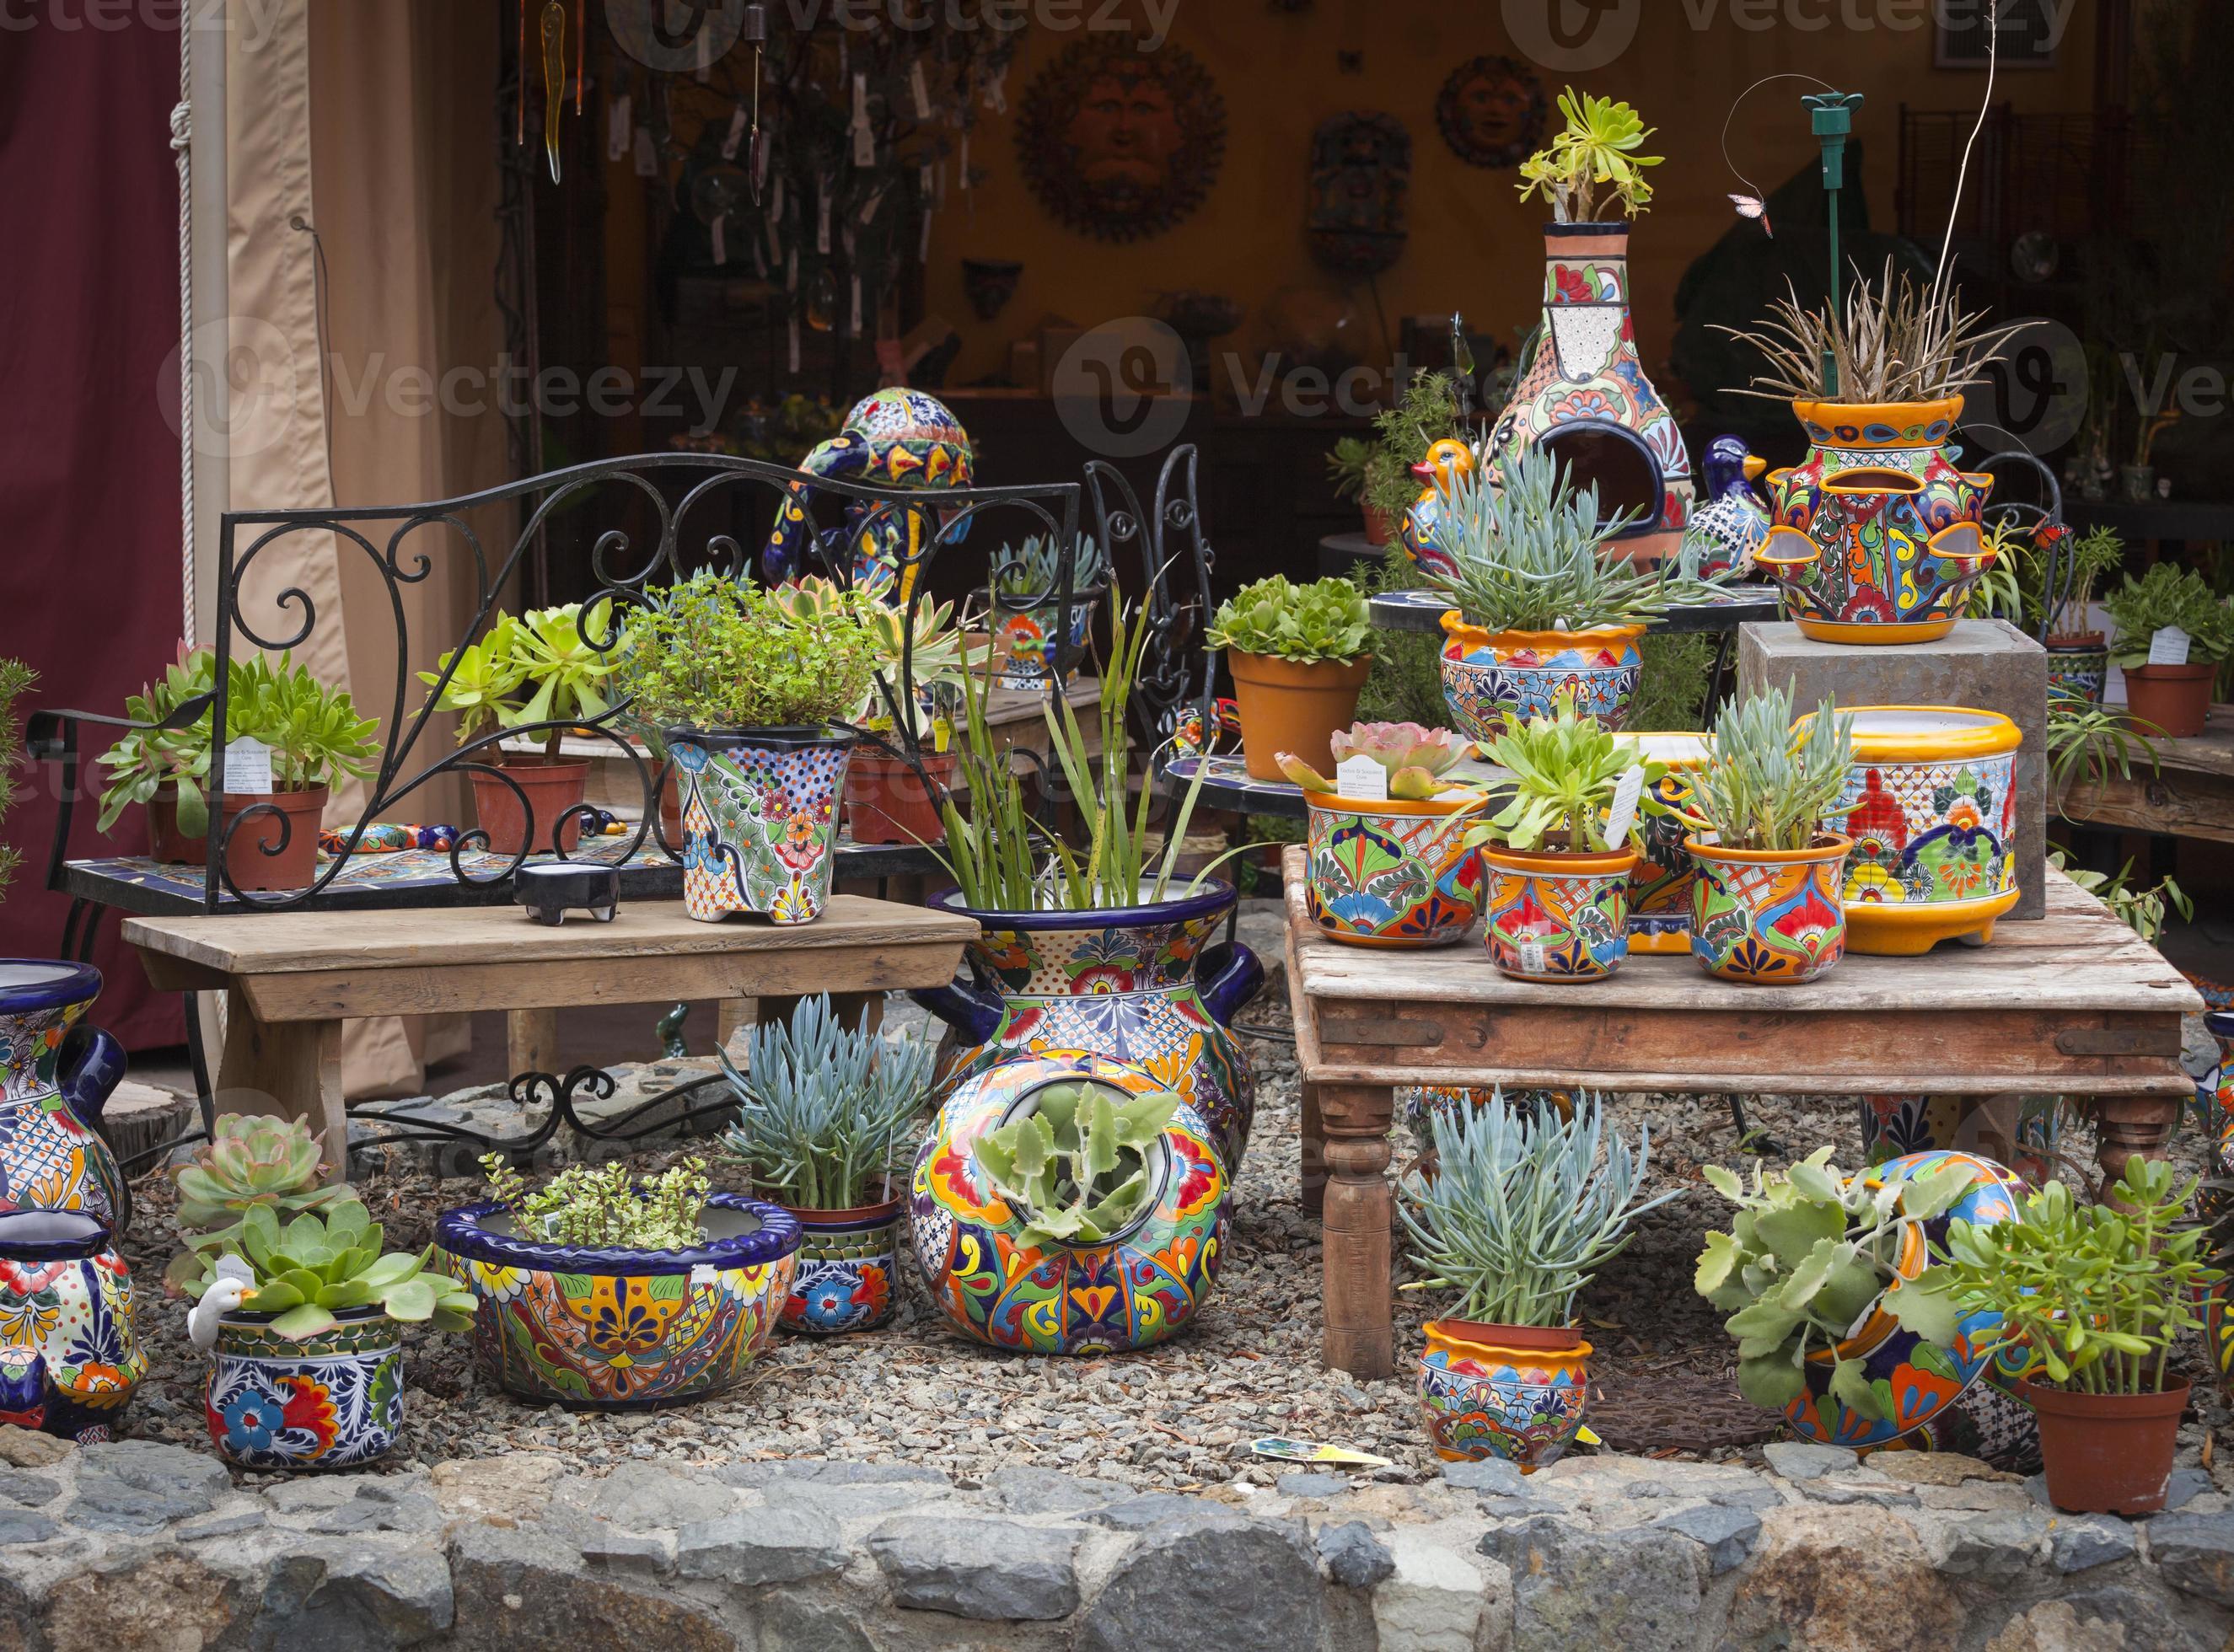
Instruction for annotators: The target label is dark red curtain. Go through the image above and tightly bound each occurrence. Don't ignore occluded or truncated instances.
[0,8,191,1049]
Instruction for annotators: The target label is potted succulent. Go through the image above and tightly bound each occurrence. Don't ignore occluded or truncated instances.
[716,995,936,1335]
[1423,446,1663,741]
[991,533,1108,689]
[1888,1156,2215,1515]
[1462,700,1663,983]
[420,603,617,859]
[437,1156,799,1408]
[1671,687,1855,984]
[2104,560,2233,738]
[2033,524,2127,708]
[164,1113,353,1288]
[1400,1092,1673,1467]
[612,578,881,924]
[94,647,216,862]
[1206,574,1372,780]
[180,1199,475,1469]
[1278,721,1485,949]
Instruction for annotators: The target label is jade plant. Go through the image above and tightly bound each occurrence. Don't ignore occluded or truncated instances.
[478,1156,714,1251]
[1276,721,1470,800]
[180,1200,476,1340]
[1465,699,1665,855]
[1517,88,1662,223]
[420,603,619,754]
[1206,576,1371,665]
[1424,447,1662,634]
[610,578,882,732]
[973,1080,1182,1250]
[1673,687,1855,853]
[2102,561,2234,668]
[165,1114,356,1286]
[1694,1148,1977,1418]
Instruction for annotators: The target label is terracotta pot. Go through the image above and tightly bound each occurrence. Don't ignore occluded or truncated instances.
[470,759,590,858]
[1361,502,1396,547]
[217,786,328,893]
[1417,1318,1592,1469]
[1226,650,1372,781]
[843,751,956,846]
[2122,662,2215,739]
[2022,1376,2189,1515]
[1479,845,1636,982]
[1686,832,1851,984]
[658,769,683,847]
[146,784,205,865]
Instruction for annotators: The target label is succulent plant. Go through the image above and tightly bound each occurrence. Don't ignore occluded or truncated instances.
[1206,575,1371,665]
[1693,1148,1977,1419]
[1277,721,1470,799]
[166,1114,358,1288]
[994,532,1108,599]
[180,1200,476,1342]
[1423,447,1663,634]
[1673,687,1855,854]
[1462,699,1666,854]
[972,1080,1181,1250]
[479,1155,713,1252]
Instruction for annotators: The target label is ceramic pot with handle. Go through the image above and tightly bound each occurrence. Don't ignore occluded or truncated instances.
[0,1208,144,1443]
[0,962,129,1234]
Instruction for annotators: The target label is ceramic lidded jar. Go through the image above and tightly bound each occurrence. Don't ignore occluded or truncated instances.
[669,727,858,925]
[0,1209,144,1443]
[0,961,129,1232]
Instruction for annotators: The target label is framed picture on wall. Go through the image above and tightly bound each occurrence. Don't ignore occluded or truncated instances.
[1935,0,2063,69]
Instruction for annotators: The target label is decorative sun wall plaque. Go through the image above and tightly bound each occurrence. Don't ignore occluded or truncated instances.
[1435,54,1547,169]
[1016,38,1227,242]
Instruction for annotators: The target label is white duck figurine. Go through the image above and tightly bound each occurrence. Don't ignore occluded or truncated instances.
[187,1255,257,1351]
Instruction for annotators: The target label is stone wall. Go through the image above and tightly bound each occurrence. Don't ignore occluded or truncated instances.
[6,1427,2234,1650]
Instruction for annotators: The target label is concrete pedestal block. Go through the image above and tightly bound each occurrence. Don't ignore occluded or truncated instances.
[1736,620,2047,921]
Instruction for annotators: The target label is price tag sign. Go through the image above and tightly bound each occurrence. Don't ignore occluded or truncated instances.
[1603,764,1646,844]
[222,737,273,796]
[1518,940,1548,977]
[1334,755,1388,802]
[2149,625,2192,667]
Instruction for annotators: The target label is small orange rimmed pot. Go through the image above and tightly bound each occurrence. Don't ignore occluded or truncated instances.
[1417,1319,1592,1470]
[2021,1376,2191,1515]
[1227,650,1373,782]
[1438,615,1645,743]
[1302,790,1486,949]
[773,1188,906,1336]
[1479,845,1637,983]
[1686,832,1851,984]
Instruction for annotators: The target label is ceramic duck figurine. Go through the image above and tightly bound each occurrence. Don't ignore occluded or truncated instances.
[1679,435,1770,579]
[761,389,975,599]
[1399,438,1477,582]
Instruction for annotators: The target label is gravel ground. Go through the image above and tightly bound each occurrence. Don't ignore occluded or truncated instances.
[110,974,2229,1489]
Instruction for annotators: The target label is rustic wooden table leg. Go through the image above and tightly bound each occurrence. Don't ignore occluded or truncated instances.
[2095,1095,2179,1204]
[1300,1080,1325,1217]
[213,988,345,1181]
[1319,1082,1397,1380]
[507,1009,559,1079]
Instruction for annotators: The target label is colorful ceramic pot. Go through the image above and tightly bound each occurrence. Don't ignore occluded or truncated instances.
[1828,707,2021,957]
[1867,1338,2048,1477]
[1687,833,1851,985]
[669,727,857,925]
[0,1210,142,1443]
[1479,846,1635,983]
[776,1193,903,1335]
[912,1055,1230,1354]
[914,882,1260,1171]
[1857,1094,2056,1182]
[1759,396,1995,645]
[1439,615,1646,741]
[1227,651,1372,782]
[206,1306,403,1469]
[993,598,1093,689]
[0,962,128,1232]
[1624,734,1710,956]
[2046,636,2109,709]
[1417,1319,1592,1469]
[436,1193,799,1410]
[1784,1150,2028,1450]
[1303,791,1485,949]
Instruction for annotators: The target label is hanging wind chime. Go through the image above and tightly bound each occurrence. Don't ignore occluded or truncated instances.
[517,0,588,184]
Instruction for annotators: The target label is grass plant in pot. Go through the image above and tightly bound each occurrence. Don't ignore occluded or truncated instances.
[1400,1092,1673,1467]
[613,578,881,924]
[2104,560,2233,738]
[717,994,936,1335]
[1463,700,1665,983]
[2033,524,2126,709]
[1207,574,1372,781]
[437,1156,799,1408]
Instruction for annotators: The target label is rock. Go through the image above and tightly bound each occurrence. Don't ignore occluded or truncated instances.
[579,1526,678,1574]
[67,1439,228,1531]
[1085,1492,1218,1531]
[1873,1451,2019,1488]
[448,1521,735,1651]
[1442,1458,1527,1496]
[0,1509,60,1544]
[2164,1468,2214,1513]
[2057,1583,2221,1652]
[1917,1482,2037,1512]
[256,1540,457,1648]
[1315,1521,1394,1589]
[1655,1504,1761,1576]
[1278,1472,1351,1501]
[0,1424,71,1467]
[1485,1520,1704,1652]
[1795,1479,1920,1510]
[303,1490,445,1536]
[1762,1441,1860,1481]
[1984,1600,2131,1652]
[1077,1510,1327,1652]
[715,1459,948,1489]
[433,1453,569,1521]
[1374,1529,1496,1652]
[1727,1504,1967,1650]
[576,1461,735,1529]
[989,1465,1132,1515]
[178,1508,271,1542]
[2147,1512,2234,1606]
[759,1594,876,1652]
[1931,1510,2049,1578]
[2050,1515,2136,1574]
[867,1515,1080,1621]
[765,1479,940,1521]
[674,1505,848,1586]
[40,1552,250,1649]
[0,1471,59,1507]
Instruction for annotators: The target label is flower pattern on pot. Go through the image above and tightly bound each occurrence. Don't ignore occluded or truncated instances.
[1689,851,1848,984]
[1484,861,1631,982]
[0,1001,129,1232]
[204,1313,401,1469]
[1417,1324,1592,1468]
[1303,800,1484,948]
[994,601,1093,689]
[1835,757,2017,908]
[781,1205,903,1336]
[1439,632,1643,742]
[0,1237,142,1443]
[674,736,852,925]
[2047,646,2108,710]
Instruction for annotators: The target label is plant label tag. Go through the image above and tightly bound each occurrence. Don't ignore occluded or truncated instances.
[1335,755,1388,802]
[2150,625,2191,667]
[910,61,932,120]
[607,94,631,162]
[1604,764,1646,843]
[222,738,273,796]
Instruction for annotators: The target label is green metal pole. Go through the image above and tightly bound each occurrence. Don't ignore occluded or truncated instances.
[1804,93,1863,400]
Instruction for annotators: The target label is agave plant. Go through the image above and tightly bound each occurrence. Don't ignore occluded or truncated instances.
[167,1114,357,1287]
[180,1201,475,1342]
[994,532,1109,599]
[1277,721,1469,799]
[1423,447,1663,634]
[973,1080,1181,1250]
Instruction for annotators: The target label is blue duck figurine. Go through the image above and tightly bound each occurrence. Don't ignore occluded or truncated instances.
[1680,436,1769,578]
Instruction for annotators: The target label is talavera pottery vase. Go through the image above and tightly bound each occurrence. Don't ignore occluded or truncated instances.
[669,726,857,925]
[2121,662,2216,739]
[775,1191,904,1336]
[470,761,588,858]
[1225,650,1372,782]
[1624,734,1710,955]
[206,1305,404,1469]
[2045,634,2109,710]
[1479,846,1635,983]
[1302,790,1485,948]
[0,962,129,1232]
[1417,1319,1592,1469]
[1485,223,1694,560]
[0,1210,143,1443]
[993,596,1093,690]
[1759,396,1995,644]
[913,881,1261,1172]
[1828,707,2021,956]
[1858,1094,2056,1181]
[436,1193,799,1409]
[2023,1377,2189,1516]
[1686,834,1851,985]
[911,1055,1230,1354]
[1439,615,1644,741]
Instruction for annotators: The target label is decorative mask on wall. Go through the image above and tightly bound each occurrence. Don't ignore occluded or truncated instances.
[1308,112,1410,276]
[1017,38,1228,242]
[1435,55,1547,169]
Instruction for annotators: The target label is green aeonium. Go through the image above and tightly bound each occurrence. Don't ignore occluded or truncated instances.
[2102,561,2234,668]
[1465,699,1665,854]
[182,1200,476,1342]
[613,578,881,730]
[1206,576,1370,665]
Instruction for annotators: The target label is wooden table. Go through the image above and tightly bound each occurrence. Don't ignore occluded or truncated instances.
[2059,703,2234,845]
[124,898,980,1157]
[1281,848,2204,1379]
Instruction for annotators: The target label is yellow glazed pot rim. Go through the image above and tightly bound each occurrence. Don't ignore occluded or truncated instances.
[1437,614,1648,649]
[1479,845,1640,877]
[1684,831,1853,866]
[1790,394,1965,430]
[1305,789,1486,818]
[1807,705,2022,762]
[1425,1317,1593,1361]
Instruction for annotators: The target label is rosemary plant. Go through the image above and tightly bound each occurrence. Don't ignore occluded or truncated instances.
[1716,260,2033,405]
[1677,688,1855,853]
[1422,447,1663,633]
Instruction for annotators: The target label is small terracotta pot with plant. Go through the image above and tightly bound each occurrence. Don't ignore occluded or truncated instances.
[2104,561,2233,739]
[1208,574,1372,781]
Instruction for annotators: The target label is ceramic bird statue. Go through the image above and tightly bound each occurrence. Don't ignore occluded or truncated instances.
[761,389,975,600]
[1399,438,1477,582]
[1679,435,1771,579]
[187,1256,257,1352]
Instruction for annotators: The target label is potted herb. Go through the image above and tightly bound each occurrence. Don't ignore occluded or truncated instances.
[180,1199,475,1468]
[1889,1157,2217,1515]
[1672,687,1855,984]
[1206,574,1372,780]
[611,578,881,924]
[1424,446,1660,740]
[0,658,30,898]
[1462,700,1663,982]
[437,1156,801,1408]
[94,648,216,862]
[1325,436,1381,544]
[717,995,936,1335]
[2034,524,2128,708]
[1401,1093,1673,1467]
[991,533,1108,690]
[2104,560,2233,738]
